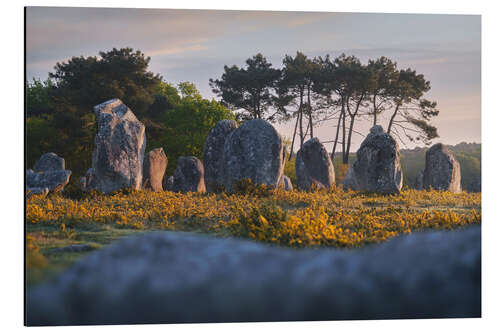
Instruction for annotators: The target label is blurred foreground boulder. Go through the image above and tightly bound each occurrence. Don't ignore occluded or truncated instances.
[27,226,480,325]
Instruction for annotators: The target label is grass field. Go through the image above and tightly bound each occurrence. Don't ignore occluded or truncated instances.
[26,186,481,286]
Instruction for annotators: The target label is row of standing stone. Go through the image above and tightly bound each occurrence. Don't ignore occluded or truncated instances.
[26,99,462,196]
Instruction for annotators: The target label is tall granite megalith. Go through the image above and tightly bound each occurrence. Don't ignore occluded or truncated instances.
[203,120,238,192]
[342,125,402,194]
[81,99,146,193]
[223,119,284,192]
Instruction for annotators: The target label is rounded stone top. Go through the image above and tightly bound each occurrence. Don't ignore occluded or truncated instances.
[428,143,447,153]
[216,119,239,130]
[94,99,133,120]
[179,156,200,162]
[33,152,65,172]
[240,119,275,132]
[223,118,283,191]
[370,125,384,135]
[149,147,164,155]
[304,137,321,145]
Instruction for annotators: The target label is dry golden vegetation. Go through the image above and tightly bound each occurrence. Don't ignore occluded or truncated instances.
[26,184,480,285]
[27,185,480,245]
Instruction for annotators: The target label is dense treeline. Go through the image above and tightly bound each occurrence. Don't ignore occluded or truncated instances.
[210,52,439,164]
[26,48,234,180]
[27,47,473,190]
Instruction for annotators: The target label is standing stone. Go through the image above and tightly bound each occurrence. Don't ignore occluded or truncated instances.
[203,120,239,192]
[26,153,71,195]
[80,99,146,194]
[172,156,206,193]
[33,152,65,172]
[164,176,175,191]
[296,137,335,191]
[341,167,358,191]
[415,170,424,190]
[468,176,481,193]
[422,143,461,193]
[223,119,284,192]
[142,148,167,192]
[279,175,293,191]
[342,125,403,194]
[26,187,49,199]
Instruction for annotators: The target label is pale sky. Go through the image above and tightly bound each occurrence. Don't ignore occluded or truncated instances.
[26,7,481,151]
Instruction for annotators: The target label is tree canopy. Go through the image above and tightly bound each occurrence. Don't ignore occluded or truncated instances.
[26,47,234,181]
[148,83,235,175]
[211,51,440,163]
[26,47,443,189]
[209,53,281,121]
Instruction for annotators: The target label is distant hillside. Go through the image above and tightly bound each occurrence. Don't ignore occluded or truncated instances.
[400,142,481,192]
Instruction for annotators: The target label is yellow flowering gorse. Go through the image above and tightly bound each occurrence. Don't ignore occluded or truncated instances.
[26,185,481,248]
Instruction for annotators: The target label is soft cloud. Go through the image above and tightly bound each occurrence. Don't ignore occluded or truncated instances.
[147,44,209,57]
[25,7,481,148]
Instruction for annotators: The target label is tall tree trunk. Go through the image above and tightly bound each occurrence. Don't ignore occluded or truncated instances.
[345,95,365,163]
[372,94,377,126]
[288,111,300,161]
[345,114,356,164]
[307,86,313,138]
[298,89,304,147]
[387,104,400,134]
[342,106,347,164]
[331,105,343,160]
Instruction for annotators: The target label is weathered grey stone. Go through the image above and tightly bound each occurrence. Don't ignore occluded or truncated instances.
[80,168,95,191]
[223,119,284,192]
[26,169,37,185]
[279,175,293,191]
[81,99,146,194]
[341,166,358,191]
[342,125,403,194]
[296,138,335,191]
[27,170,71,193]
[172,156,206,193]
[27,227,480,325]
[203,120,239,192]
[26,153,72,194]
[415,170,424,190]
[33,152,65,172]
[26,187,49,199]
[422,143,461,193]
[164,176,174,191]
[468,176,481,193]
[142,148,167,192]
